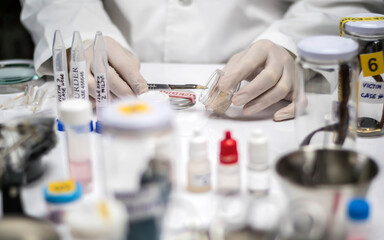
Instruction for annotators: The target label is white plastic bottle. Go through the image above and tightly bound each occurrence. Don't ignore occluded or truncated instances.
[247,129,270,195]
[217,131,240,195]
[187,130,211,193]
[346,198,370,240]
[59,99,93,191]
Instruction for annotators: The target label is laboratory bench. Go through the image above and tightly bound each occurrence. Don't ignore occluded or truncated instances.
[0,63,383,239]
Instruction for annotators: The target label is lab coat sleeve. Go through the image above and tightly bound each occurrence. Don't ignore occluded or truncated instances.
[20,0,133,76]
[255,0,384,56]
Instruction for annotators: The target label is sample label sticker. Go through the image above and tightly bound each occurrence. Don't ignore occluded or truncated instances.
[190,172,211,187]
[54,70,68,102]
[48,180,76,194]
[359,80,384,104]
[118,103,150,115]
[360,52,384,77]
[71,61,88,99]
[95,73,109,107]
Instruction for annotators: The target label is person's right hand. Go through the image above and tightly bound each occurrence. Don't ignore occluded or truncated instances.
[84,36,148,101]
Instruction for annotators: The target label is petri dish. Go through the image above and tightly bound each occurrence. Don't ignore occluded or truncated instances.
[0,59,40,94]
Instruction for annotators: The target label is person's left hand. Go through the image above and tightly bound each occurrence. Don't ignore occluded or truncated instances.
[218,39,296,121]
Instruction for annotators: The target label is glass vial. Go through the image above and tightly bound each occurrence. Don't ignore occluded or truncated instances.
[247,129,269,196]
[346,198,370,240]
[187,129,211,193]
[217,131,240,195]
[295,35,359,149]
[342,13,384,136]
[59,99,93,191]
[199,69,240,114]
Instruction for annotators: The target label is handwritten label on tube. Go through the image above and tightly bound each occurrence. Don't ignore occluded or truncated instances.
[95,73,109,107]
[54,70,68,102]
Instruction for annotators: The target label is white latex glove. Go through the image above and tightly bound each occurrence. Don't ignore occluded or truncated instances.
[219,39,296,122]
[83,36,148,101]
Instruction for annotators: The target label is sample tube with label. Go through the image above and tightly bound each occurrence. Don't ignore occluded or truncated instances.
[71,31,93,131]
[93,31,110,133]
[59,99,93,191]
[52,30,71,131]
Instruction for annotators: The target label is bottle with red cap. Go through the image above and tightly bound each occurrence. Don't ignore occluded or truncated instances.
[217,130,241,194]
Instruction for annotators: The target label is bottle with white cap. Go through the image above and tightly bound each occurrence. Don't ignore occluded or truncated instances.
[59,99,93,191]
[295,35,359,149]
[187,129,211,193]
[247,129,269,196]
[342,13,384,137]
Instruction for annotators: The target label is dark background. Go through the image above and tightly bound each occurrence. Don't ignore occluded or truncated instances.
[0,0,34,60]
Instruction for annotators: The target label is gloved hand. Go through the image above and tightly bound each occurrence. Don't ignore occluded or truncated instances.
[219,39,296,121]
[83,36,148,100]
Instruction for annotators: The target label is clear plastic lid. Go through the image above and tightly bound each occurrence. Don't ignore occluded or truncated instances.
[199,69,240,114]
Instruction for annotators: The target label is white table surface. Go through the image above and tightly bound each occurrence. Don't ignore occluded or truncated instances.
[1,63,383,239]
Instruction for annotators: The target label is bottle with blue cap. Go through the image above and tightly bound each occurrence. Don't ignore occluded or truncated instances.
[346,198,370,240]
[342,13,384,137]
[295,35,359,149]
[44,179,83,224]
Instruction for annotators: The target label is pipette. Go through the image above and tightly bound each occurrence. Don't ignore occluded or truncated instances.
[93,31,110,133]
[70,31,89,100]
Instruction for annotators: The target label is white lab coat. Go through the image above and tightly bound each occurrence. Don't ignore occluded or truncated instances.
[20,0,383,76]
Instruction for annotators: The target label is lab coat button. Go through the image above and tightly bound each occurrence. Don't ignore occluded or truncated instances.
[178,0,192,6]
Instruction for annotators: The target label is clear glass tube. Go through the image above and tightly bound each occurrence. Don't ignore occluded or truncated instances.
[295,57,359,149]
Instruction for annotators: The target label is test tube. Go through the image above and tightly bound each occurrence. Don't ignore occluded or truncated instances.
[92,31,110,133]
[53,30,71,131]
[71,31,93,131]
[59,99,93,191]
[70,31,89,101]
[53,30,70,102]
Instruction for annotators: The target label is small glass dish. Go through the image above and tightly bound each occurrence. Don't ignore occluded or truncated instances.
[199,69,240,114]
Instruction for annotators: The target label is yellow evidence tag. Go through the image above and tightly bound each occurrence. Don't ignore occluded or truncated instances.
[48,180,76,194]
[339,17,384,37]
[118,102,150,115]
[360,51,384,77]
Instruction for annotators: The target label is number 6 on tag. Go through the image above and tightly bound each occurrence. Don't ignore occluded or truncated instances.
[360,51,384,77]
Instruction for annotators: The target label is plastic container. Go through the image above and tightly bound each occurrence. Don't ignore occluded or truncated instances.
[101,98,174,194]
[64,199,128,240]
[247,129,269,195]
[44,180,82,224]
[295,35,359,149]
[100,98,175,240]
[59,99,93,191]
[217,131,240,195]
[346,198,370,240]
[342,13,384,136]
[199,69,240,114]
[187,130,211,193]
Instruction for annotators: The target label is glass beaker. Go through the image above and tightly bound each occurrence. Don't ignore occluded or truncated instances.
[342,13,384,136]
[295,35,359,149]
